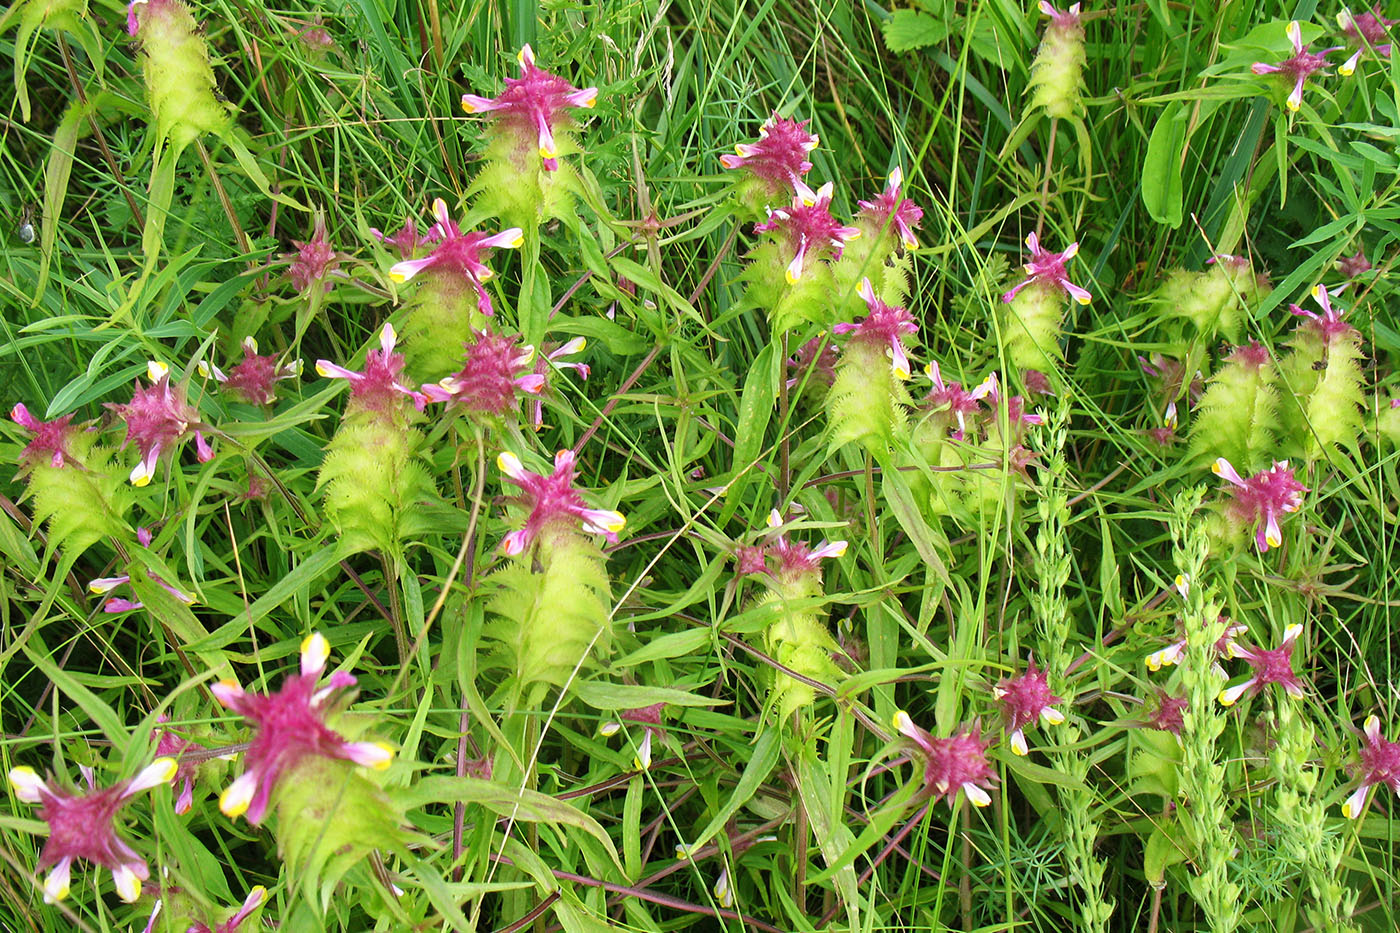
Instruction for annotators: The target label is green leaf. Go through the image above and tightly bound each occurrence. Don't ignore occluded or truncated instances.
[677,724,781,856]
[882,10,951,53]
[1142,101,1187,227]
[571,681,724,710]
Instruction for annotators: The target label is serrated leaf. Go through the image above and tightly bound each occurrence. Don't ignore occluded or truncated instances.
[882,10,951,53]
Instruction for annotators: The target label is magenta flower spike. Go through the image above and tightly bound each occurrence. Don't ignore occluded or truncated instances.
[287,212,340,295]
[1343,714,1400,819]
[993,660,1066,756]
[1289,283,1356,343]
[496,449,626,555]
[924,362,998,439]
[151,716,199,815]
[107,362,212,487]
[1140,692,1189,736]
[892,712,997,809]
[832,279,918,379]
[370,218,435,260]
[746,508,847,583]
[1251,21,1340,112]
[420,330,543,414]
[315,323,426,412]
[8,757,177,903]
[387,199,524,316]
[460,44,598,170]
[1337,7,1396,76]
[1002,233,1091,305]
[857,167,924,251]
[211,633,394,825]
[754,180,862,284]
[201,337,302,406]
[527,337,590,429]
[10,404,78,468]
[1219,624,1307,706]
[599,703,667,771]
[719,113,818,184]
[1211,457,1307,551]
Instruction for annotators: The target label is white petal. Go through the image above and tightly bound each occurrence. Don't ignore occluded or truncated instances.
[41,858,72,904]
[124,757,178,796]
[1009,728,1028,756]
[301,632,330,676]
[1040,706,1065,726]
[220,770,259,819]
[497,451,527,480]
[8,766,47,803]
[112,863,144,903]
[343,741,395,771]
[962,782,992,807]
[1218,680,1253,707]
[1342,783,1371,819]
[146,360,169,382]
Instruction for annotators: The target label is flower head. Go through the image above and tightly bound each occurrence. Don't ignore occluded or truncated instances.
[1140,692,1189,735]
[370,218,435,260]
[1343,714,1400,819]
[1338,7,1397,75]
[754,181,862,284]
[1289,283,1356,343]
[527,337,590,429]
[460,44,598,171]
[786,334,839,390]
[10,404,78,469]
[832,279,918,379]
[496,449,626,555]
[202,337,301,406]
[420,331,543,415]
[106,362,212,486]
[1039,1,1081,28]
[8,757,176,903]
[1250,21,1340,112]
[599,703,667,771]
[923,362,998,440]
[1219,624,1307,706]
[994,660,1065,756]
[1336,249,1372,279]
[315,323,426,413]
[856,167,924,251]
[211,632,394,825]
[387,199,523,316]
[1002,233,1091,305]
[1212,458,1307,551]
[1145,615,1247,672]
[719,113,818,185]
[892,712,997,809]
[89,569,195,613]
[742,509,847,583]
[286,212,340,295]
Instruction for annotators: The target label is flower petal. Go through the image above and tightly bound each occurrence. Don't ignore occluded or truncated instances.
[112,862,144,903]
[389,256,437,283]
[211,677,245,708]
[9,766,47,803]
[220,769,260,819]
[497,451,528,481]
[123,757,178,796]
[41,857,72,904]
[1009,728,1029,756]
[343,741,395,771]
[1342,782,1371,819]
[962,782,992,807]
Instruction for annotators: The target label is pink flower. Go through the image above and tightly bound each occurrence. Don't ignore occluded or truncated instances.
[994,660,1065,756]
[126,0,175,35]
[1140,692,1189,735]
[734,544,770,575]
[1039,1,1081,28]
[832,279,918,379]
[152,885,265,933]
[741,509,847,582]
[923,363,998,439]
[106,362,212,487]
[599,703,667,771]
[315,323,426,413]
[1002,232,1091,305]
[719,113,818,185]
[1343,714,1400,819]
[1212,458,1307,551]
[856,167,924,251]
[211,633,394,825]
[370,218,434,259]
[151,716,199,814]
[202,337,301,406]
[1251,21,1340,112]
[1219,624,1307,706]
[892,713,997,809]
[786,334,838,389]
[286,212,340,295]
[420,331,543,415]
[1289,283,1356,343]
[754,180,862,284]
[495,449,626,555]
[10,404,78,468]
[527,337,590,429]
[8,757,177,903]
[387,199,523,316]
[1145,615,1247,673]
[460,44,598,171]
[1338,6,1396,75]
[1336,249,1372,279]
[88,570,195,613]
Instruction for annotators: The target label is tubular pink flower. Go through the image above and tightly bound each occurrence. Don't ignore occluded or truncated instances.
[151,715,205,815]
[892,713,997,809]
[10,404,78,469]
[1337,7,1395,76]
[832,279,918,379]
[88,570,195,613]
[106,363,211,486]
[1336,249,1372,279]
[460,44,597,171]
[1219,624,1306,706]
[420,330,542,415]
[856,167,924,251]
[740,508,847,582]
[993,660,1065,757]
[315,323,426,413]
[1212,458,1307,551]
[1344,714,1400,819]
[923,362,997,440]
[1146,615,1246,673]
[1039,0,1081,28]
[1250,21,1340,112]
[719,113,818,184]
[527,337,590,429]
[496,449,626,555]
[754,181,862,284]
[388,199,523,315]
[1002,233,1091,305]
[212,633,394,825]
[286,212,340,295]
[202,337,301,406]
[1289,283,1356,343]
[8,757,177,903]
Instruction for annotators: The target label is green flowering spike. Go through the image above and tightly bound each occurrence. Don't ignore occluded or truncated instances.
[129,0,232,151]
[749,181,864,334]
[1189,341,1280,471]
[1028,3,1087,121]
[1376,396,1400,446]
[824,279,917,453]
[1000,285,1065,372]
[1277,286,1366,458]
[1,0,101,123]
[1154,255,1265,343]
[485,451,623,694]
